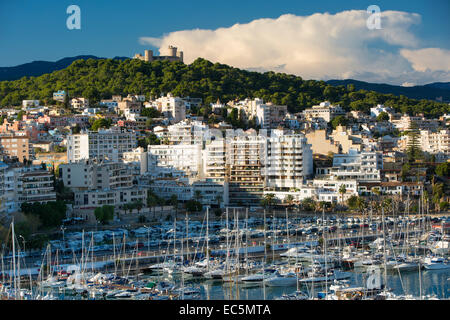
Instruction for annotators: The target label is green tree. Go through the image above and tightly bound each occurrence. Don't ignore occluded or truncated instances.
[94,205,114,224]
[91,118,112,131]
[406,122,423,162]
[376,112,390,122]
[331,115,348,130]
[339,185,347,203]
[435,162,449,177]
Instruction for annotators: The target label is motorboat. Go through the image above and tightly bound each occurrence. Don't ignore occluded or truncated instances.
[423,257,450,270]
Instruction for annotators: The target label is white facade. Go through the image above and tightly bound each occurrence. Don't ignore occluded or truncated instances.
[74,187,147,208]
[331,149,383,182]
[60,160,134,191]
[147,144,202,178]
[265,129,313,190]
[153,94,186,124]
[419,129,450,161]
[255,103,288,129]
[303,101,345,122]
[67,129,137,163]
[70,97,89,109]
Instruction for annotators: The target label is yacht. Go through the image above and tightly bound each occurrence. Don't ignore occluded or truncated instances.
[423,257,450,270]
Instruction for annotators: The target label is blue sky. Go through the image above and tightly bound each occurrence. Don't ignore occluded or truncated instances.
[1,0,449,84]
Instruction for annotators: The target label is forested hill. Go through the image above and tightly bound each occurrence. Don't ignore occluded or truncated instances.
[0,55,128,81]
[0,57,449,117]
[326,79,450,102]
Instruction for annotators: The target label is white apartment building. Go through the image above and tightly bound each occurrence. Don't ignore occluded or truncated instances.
[147,144,202,178]
[22,100,40,109]
[146,178,225,207]
[419,129,450,161]
[0,164,57,213]
[392,115,440,131]
[70,97,90,110]
[265,129,313,191]
[123,147,148,175]
[331,149,383,182]
[60,160,134,191]
[166,120,207,145]
[67,128,137,163]
[303,101,345,122]
[370,104,393,118]
[117,96,142,115]
[74,187,147,208]
[312,178,358,203]
[255,103,288,129]
[153,93,186,124]
[202,137,226,184]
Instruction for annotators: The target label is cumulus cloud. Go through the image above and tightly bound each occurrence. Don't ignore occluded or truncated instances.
[400,48,450,72]
[139,10,450,85]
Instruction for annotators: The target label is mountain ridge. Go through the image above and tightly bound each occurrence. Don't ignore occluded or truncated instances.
[0,56,129,81]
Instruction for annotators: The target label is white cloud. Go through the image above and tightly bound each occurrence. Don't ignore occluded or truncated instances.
[139,11,450,85]
[400,48,450,72]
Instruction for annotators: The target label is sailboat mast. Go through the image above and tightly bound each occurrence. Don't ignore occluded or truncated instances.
[206,207,209,271]
[11,220,17,299]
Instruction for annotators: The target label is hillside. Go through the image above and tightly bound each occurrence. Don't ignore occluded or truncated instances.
[0,57,449,117]
[326,79,450,102]
[0,55,128,81]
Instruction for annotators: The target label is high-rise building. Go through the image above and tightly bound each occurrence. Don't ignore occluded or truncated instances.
[265,129,313,191]
[67,128,137,163]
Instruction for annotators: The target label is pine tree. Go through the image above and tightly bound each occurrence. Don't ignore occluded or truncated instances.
[406,121,422,163]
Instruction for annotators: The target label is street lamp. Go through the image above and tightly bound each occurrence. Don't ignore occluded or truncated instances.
[18,235,25,255]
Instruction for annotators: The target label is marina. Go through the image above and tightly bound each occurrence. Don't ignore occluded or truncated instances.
[1,208,449,300]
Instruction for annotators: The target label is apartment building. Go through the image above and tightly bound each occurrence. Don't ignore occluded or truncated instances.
[226,132,267,206]
[67,128,137,163]
[74,187,147,208]
[19,170,56,203]
[0,135,31,162]
[331,149,383,182]
[153,93,186,124]
[22,100,40,109]
[202,137,226,184]
[265,129,313,191]
[312,178,358,203]
[303,101,345,122]
[147,144,203,178]
[166,120,207,145]
[255,103,288,129]
[60,160,134,191]
[392,115,440,132]
[70,97,89,110]
[419,129,450,161]
[117,96,142,115]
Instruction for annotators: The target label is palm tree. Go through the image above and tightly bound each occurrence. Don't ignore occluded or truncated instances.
[261,193,276,210]
[285,194,294,206]
[135,200,143,215]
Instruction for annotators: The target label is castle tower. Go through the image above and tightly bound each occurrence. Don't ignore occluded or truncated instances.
[177,50,184,63]
[168,45,177,57]
[144,49,153,62]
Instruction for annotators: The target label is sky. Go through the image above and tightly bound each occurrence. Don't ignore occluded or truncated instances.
[0,0,449,85]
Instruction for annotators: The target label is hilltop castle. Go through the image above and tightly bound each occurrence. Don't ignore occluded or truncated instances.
[133,45,184,63]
